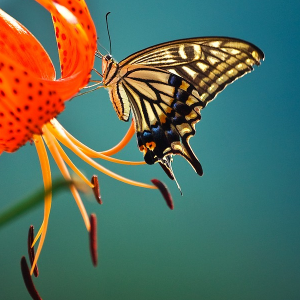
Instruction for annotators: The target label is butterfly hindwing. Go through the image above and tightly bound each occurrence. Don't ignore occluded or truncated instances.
[111,65,205,175]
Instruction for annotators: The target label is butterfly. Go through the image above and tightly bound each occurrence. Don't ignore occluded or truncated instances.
[100,37,264,181]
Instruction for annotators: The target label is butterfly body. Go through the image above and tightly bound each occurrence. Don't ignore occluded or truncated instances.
[101,37,264,177]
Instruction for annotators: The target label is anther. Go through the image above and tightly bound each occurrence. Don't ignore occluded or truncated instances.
[20,256,42,300]
[151,179,174,210]
[89,214,98,266]
[91,175,102,204]
[27,225,39,277]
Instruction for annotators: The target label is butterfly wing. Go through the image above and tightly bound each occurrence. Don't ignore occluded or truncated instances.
[119,37,264,106]
[115,65,204,175]
[105,37,264,176]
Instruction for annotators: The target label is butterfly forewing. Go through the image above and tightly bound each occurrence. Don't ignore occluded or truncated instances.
[102,37,264,176]
[119,37,264,106]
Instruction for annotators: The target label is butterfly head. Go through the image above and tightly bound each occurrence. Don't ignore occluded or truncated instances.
[102,54,119,86]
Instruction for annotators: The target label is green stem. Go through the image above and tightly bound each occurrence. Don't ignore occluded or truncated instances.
[0,178,72,228]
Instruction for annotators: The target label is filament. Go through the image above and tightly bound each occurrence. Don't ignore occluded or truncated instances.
[100,119,136,156]
[51,137,94,188]
[42,125,91,231]
[61,119,141,164]
[46,120,156,189]
[31,135,52,275]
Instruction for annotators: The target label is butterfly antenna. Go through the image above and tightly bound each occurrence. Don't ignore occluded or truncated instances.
[105,12,112,54]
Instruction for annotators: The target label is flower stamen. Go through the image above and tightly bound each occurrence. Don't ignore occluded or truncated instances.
[151,179,174,210]
[51,135,94,188]
[61,119,144,164]
[42,125,91,232]
[89,213,98,267]
[28,226,39,277]
[31,222,43,248]
[20,256,42,300]
[32,135,52,276]
[46,120,156,189]
[91,175,102,204]
[100,119,136,156]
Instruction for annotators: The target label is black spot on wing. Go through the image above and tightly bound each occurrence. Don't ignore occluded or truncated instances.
[165,126,180,144]
[175,89,189,102]
[168,74,182,87]
[171,114,186,126]
[172,102,192,115]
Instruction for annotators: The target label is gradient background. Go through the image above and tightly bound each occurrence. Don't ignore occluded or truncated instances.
[0,0,299,299]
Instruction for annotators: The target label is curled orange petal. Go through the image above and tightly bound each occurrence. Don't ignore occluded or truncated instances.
[0,0,97,153]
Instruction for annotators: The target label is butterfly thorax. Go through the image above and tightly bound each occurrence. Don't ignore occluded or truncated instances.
[102,54,120,86]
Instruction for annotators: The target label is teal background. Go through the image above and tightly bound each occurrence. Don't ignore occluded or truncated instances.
[0,0,300,299]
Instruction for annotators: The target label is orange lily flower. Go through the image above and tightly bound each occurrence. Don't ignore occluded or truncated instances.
[0,0,166,279]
